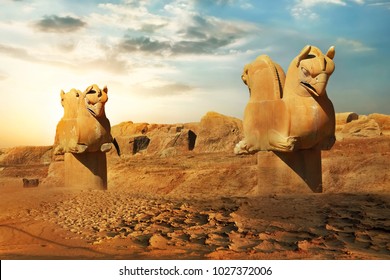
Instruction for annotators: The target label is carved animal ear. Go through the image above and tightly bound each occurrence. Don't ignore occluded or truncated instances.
[85,85,93,93]
[60,90,65,97]
[326,46,335,60]
[241,65,249,85]
[296,45,312,67]
[103,85,108,94]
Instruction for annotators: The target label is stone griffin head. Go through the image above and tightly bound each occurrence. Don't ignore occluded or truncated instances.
[60,88,82,118]
[241,55,286,101]
[83,84,108,118]
[289,45,335,97]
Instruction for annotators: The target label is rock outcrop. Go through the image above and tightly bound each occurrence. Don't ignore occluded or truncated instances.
[111,112,242,156]
[336,113,384,140]
[369,113,390,135]
[0,146,52,166]
[111,122,200,157]
[336,112,359,132]
[336,112,359,125]
[195,112,243,153]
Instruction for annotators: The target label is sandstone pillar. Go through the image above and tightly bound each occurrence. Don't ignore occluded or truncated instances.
[54,85,114,190]
[64,152,107,190]
[257,149,322,194]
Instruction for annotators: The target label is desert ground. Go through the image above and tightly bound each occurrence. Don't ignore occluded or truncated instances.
[0,112,389,259]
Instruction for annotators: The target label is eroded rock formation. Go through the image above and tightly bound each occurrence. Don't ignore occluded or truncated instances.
[110,112,242,157]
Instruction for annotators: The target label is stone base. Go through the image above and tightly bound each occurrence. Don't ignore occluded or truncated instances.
[257,149,322,194]
[64,152,107,190]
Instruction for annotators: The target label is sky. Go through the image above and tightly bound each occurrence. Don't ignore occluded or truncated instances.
[0,0,389,147]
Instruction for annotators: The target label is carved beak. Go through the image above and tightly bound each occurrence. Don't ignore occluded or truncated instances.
[85,99,104,117]
[300,82,319,97]
[300,73,328,97]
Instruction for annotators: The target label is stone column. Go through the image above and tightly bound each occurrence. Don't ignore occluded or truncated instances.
[257,149,322,194]
[64,151,107,190]
[54,85,114,190]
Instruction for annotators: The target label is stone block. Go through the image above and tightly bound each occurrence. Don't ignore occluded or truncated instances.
[64,152,107,190]
[257,149,322,194]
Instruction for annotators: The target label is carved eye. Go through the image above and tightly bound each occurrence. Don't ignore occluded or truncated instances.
[98,91,102,97]
[87,89,96,94]
[301,67,310,77]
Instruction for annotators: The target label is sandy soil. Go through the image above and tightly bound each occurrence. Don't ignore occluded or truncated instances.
[0,137,389,259]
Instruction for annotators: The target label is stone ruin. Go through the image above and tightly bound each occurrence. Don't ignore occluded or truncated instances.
[52,45,336,192]
[54,84,115,190]
[235,45,336,193]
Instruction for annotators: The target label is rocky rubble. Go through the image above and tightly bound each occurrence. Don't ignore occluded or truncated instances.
[31,190,240,251]
[110,111,243,157]
[0,146,52,165]
[335,112,389,140]
[25,190,390,258]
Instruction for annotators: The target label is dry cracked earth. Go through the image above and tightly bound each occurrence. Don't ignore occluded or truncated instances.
[1,136,390,259]
[1,188,389,259]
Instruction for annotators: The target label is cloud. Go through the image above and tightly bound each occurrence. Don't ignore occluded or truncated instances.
[116,13,254,57]
[336,37,375,52]
[0,43,78,70]
[290,0,365,19]
[56,41,77,53]
[194,0,253,9]
[172,36,236,55]
[33,15,86,33]
[368,1,390,9]
[132,82,194,97]
[0,43,38,62]
[118,33,243,57]
[119,36,171,54]
[94,0,257,58]
[96,2,167,31]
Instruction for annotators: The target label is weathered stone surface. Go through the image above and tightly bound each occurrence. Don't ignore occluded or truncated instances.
[111,112,243,156]
[236,45,336,193]
[335,113,390,139]
[111,122,149,137]
[369,113,390,135]
[111,122,200,157]
[0,146,52,165]
[54,85,113,155]
[340,116,382,138]
[336,112,359,126]
[22,178,39,188]
[53,84,114,190]
[335,112,358,132]
[132,136,151,154]
[40,160,64,187]
[64,152,107,190]
[257,150,322,194]
[147,127,189,155]
[195,112,243,153]
[236,45,336,154]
